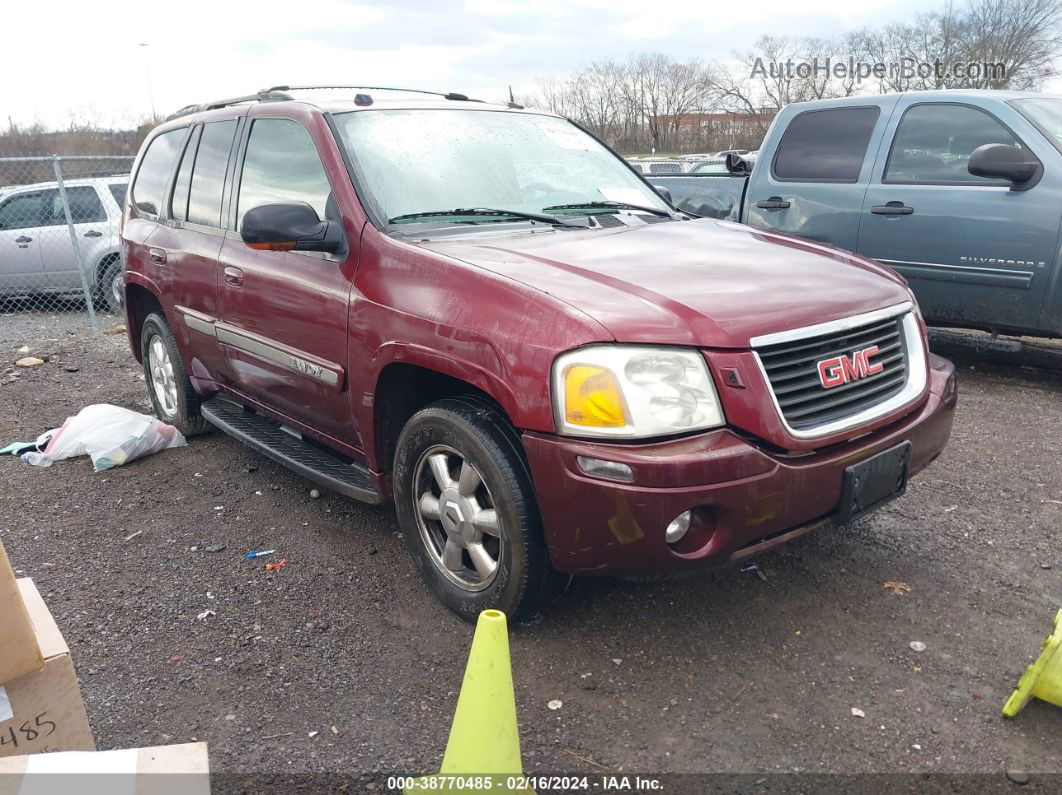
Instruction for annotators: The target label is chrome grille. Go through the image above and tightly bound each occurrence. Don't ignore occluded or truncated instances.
[756,314,909,431]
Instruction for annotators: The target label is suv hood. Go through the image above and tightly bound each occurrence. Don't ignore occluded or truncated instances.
[419,218,910,349]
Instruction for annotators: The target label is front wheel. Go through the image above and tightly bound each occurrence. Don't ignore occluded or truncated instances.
[140,312,210,436]
[393,397,568,622]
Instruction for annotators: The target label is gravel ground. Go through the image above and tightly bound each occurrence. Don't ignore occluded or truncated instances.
[0,310,1059,789]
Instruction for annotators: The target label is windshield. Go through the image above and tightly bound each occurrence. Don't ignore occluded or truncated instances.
[1011,97,1062,153]
[332,109,669,226]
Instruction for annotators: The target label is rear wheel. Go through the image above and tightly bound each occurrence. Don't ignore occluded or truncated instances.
[96,257,124,314]
[140,312,210,436]
[393,397,568,621]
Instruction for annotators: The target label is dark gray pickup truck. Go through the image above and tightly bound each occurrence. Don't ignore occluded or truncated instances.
[653,91,1062,339]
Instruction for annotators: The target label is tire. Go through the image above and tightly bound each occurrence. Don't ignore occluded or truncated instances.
[96,257,124,314]
[393,396,568,622]
[140,312,210,436]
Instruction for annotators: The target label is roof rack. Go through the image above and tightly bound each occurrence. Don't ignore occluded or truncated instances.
[166,88,294,120]
[165,85,483,121]
[265,85,480,102]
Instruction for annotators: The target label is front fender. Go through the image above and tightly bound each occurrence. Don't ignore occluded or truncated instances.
[370,341,522,424]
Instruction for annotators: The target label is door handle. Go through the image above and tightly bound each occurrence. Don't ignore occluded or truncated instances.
[871,201,914,215]
[755,196,791,210]
[149,247,167,265]
[15,235,32,243]
[223,266,244,287]
[83,230,103,238]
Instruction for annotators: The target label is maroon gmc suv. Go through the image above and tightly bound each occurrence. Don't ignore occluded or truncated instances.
[120,86,957,620]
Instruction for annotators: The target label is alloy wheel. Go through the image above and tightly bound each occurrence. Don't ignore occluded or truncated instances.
[147,336,178,418]
[413,444,502,591]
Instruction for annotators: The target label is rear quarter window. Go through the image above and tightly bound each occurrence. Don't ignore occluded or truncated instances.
[772,107,880,183]
[109,183,127,209]
[131,128,186,216]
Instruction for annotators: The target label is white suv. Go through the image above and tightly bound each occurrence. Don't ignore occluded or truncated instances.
[0,176,128,312]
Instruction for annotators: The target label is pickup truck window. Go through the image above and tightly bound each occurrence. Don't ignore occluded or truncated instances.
[333,109,668,226]
[772,107,879,183]
[884,103,1030,185]
[237,118,332,229]
[188,120,238,228]
[132,128,186,216]
[1012,97,1062,154]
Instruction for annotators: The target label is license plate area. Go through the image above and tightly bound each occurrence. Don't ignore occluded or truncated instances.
[836,441,912,523]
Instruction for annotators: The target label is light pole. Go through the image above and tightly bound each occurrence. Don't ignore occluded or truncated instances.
[138,42,156,122]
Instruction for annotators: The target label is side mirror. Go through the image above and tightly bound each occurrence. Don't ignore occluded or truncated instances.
[241,202,345,254]
[724,152,751,176]
[652,185,673,204]
[967,144,1041,189]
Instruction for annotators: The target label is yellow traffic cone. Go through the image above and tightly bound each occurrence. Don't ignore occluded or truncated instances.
[1003,609,1062,717]
[407,609,533,794]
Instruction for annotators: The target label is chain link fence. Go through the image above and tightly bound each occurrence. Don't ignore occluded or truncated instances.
[0,156,134,331]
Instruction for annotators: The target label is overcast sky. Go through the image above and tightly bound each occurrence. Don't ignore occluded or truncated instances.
[0,0,1035,128]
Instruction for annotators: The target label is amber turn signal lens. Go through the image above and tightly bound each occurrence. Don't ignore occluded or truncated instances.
[247,241,296,251]
[563,364,628,428]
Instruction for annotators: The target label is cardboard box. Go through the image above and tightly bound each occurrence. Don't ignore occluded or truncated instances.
[0,742,210,795]
[0,543,43,685]
[0,579,93,759]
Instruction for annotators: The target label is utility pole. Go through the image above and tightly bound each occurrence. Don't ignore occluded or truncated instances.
[138,42,157,122]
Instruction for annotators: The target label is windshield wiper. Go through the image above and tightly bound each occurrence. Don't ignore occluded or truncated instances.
[389,207,581,227]
[543,201,673,218]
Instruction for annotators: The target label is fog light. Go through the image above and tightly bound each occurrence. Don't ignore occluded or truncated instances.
[942,371,957,402]
[665,510,692,544]
[576,456,633,483]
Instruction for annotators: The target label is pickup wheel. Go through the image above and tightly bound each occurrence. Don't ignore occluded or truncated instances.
[140,312,210,437]
[394,397,568,622]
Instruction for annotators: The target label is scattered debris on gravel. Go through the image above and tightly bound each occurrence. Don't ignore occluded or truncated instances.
[0,312,1059,782]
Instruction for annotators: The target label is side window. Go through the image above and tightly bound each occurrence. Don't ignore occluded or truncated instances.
[188,120,237,227]
[0,192,44,231]
[237,118,332,230]
[131,128,185,216]
[109,183,128,209]
[41,186,105,226]
[772,107,880,183]
[885,104,1031,185]
[170,126,202,223]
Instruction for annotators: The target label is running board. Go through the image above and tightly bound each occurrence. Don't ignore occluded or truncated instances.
[199,397,382,504]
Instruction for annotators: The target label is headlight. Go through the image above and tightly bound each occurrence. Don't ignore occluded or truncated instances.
[552,346,725,438]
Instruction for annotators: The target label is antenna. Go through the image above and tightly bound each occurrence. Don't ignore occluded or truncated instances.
[507,85,524,110]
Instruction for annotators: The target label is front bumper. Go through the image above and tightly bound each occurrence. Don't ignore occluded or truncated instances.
[522,353,957,576]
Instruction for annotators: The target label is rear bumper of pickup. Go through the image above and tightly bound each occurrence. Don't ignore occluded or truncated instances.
[522,353,956,576]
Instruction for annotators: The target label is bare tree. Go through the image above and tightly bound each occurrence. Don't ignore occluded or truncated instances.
[528,0,1062,154]
[853,0,1061,91]
[964,0,1062,88]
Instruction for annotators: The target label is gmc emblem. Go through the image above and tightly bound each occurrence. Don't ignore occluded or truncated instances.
[817,346,884,389]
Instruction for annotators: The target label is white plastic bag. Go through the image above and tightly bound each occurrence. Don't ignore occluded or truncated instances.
[20,404,186,472]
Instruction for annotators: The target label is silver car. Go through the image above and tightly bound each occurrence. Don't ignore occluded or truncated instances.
[0,176,128,312]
